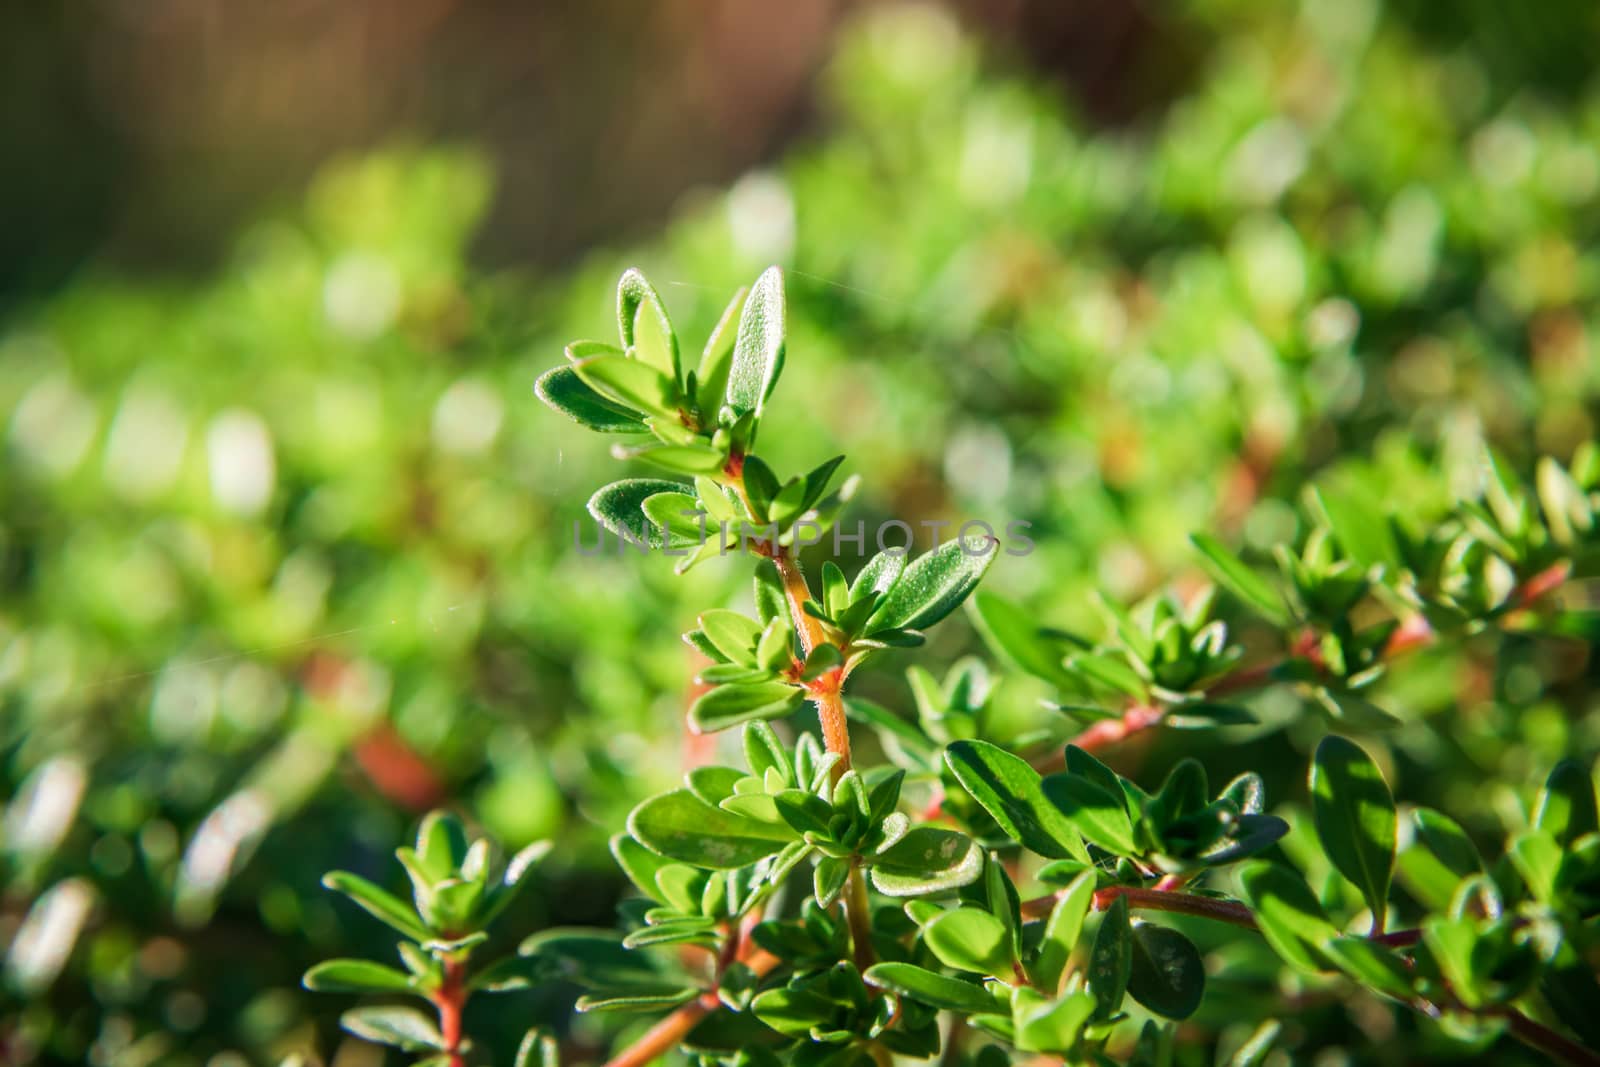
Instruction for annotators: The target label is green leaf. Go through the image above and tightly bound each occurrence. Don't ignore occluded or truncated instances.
[870,827,984,896]
[969,592,1072,686]
[1542,939,1600,1049]
[695,286,747,417]
[641,492,707,545]
[945,740,1090,862]
[321,871,430,942]
[1323,937,1415,1000]
[577,989,699,1013]
[698,610,763,665]
[1238,862,1338,974]
[813,856,849,908]
[1089,895,1132,1020]
[520,929,685,994]
[513,1029,561,1067]
[749,983,837,1036]
[1064,652,1145,699]
[863,963,997,1013]
[1508,828,1562,903]
[1040,773,1138,857]
[1309,484,1399,569]
[571,351,678,418]
[1533,760,1599,847]
[922,907,1014,976]
[627,790,794,869]
[740,455,781,521]
[416,812,468,879]
[1147,759,1208,830]
[1399,808,1482,911]
[1420,915,1480,1007]
[1164,702,1257,729]
[1310,735,1396,931]
[535,364,648,432]
[1126,924,1205,1019]
[340,1006,445,1052]
[868,536,998,633]
[1225,1020,1282,1066]
[616,268,680,381]
[851,549,907,602]
[845,698,939,770]
[304,959,416,995]
[800,643,842,681]
[770,456,846,527]
[688,682,804,733]
[624,443,726,475]
[1013,988,1096,1054]
[471,955,543,994]
[1190,534,1287,624]
[1033,871,1095,992]
[726,266,786,421]
[588,479,691,547]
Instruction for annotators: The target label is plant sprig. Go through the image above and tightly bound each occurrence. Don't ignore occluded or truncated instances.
[305,267,1600,1067]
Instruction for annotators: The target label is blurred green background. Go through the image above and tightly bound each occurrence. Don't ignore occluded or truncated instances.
[3,1,1599,1064]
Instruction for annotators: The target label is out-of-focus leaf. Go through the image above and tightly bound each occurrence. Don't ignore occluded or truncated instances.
[969,592,1072,686]
[321,872,430,942]
[1533,760,1599,847]
[1238,862,1337,974]
[304,960,416,995]
[341,1006,445,1052]
[1310,735,1396,930]
[1190,534,1287,624]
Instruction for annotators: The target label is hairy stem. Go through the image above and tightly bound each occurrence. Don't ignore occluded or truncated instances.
[771,551,853,773]
[768,550,873,971]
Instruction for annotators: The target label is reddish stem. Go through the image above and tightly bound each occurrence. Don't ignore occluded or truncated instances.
[1513,559,1573,609]
[1015,881,1600,1065]
[602,950,780,1067]
[434,960,467,1067]
[1041,555,1573,764]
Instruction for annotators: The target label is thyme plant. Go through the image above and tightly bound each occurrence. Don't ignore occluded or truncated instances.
[307,267,1600,1067]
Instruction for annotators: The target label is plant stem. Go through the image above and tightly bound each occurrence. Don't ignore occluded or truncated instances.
[1503,1006,1600,1067]
[1022,884,1263,928]
[604,994,718,1067]
[771,550,853,774]
[601,950,780,1067]
[766,545,874,969]
[434,960,467,1067]
[1041,560,1572,764]
[1018,884,1597,1067]
[846,859,875,969]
